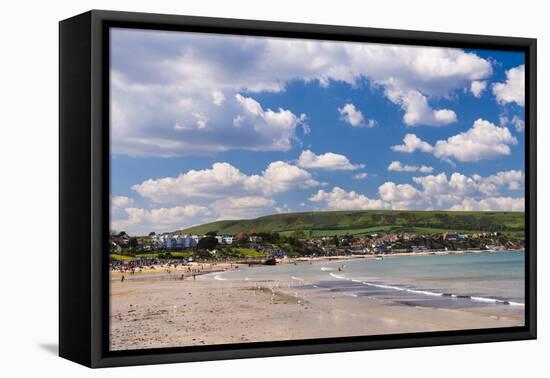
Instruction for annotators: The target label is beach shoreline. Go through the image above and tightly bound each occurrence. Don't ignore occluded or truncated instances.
[109,276,523,351]
[109,249,524,351]
[287,247,523,264]
[110,248,523,280]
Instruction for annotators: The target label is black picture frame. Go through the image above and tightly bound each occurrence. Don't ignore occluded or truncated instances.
[59,9,537,368]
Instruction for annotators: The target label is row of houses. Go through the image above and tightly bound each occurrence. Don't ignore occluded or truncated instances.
[110,231,262,252]
[150,234,237,250]
[151,234,202,250]
[302,230,509,255]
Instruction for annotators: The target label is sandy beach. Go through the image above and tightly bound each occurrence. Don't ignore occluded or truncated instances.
[109,256,524,351]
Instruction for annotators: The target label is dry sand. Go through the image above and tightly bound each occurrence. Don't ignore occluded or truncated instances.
[109,268,523,351]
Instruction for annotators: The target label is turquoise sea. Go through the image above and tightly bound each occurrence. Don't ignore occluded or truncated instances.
[207,251,525,310]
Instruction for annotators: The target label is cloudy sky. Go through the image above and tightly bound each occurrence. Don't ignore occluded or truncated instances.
[110,28,526,235]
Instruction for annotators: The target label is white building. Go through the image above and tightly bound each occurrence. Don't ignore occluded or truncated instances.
[214,235,235,244]
[190,235,201,246]
[222,235,235,245]
[150,234,201,250]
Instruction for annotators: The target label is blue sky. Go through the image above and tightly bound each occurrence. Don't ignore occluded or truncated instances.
[110,28,526,235]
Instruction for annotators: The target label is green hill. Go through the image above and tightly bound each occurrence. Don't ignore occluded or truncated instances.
[178,210,525,238]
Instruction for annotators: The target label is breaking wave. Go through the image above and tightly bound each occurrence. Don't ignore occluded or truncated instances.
[328,271,524,306]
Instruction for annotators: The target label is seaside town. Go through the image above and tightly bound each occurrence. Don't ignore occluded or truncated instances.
[110,228,525,267]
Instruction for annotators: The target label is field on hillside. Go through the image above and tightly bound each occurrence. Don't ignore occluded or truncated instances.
[178,210,525,238]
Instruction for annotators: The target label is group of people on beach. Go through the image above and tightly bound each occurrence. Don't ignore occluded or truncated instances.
[116,261,230,283]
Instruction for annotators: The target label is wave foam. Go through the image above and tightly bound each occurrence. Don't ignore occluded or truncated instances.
[508,301,525,307]
[329,273,346,280]
[407,289,443,297]
[325,270,523,306]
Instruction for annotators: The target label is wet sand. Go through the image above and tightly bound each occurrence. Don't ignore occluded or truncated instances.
[109,271,523,351]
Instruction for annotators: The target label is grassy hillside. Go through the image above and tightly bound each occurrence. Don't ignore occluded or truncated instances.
[179,210,525,238]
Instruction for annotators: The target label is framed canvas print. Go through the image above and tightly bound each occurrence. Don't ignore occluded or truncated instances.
[59,10,536,368]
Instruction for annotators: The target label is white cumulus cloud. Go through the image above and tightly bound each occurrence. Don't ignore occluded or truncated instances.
[132,161,320,203]
[212,196,276,220]
[411,170,524,208]
[386,89,457,127]
[378,182,419,201]
[111,195,135,219]
[470,80,487,97]
[353,173,369,180]
[492,65,525,107]
[111,195,134,209]
[297,150,365,171]
[308,169,524,213]
[111,29,493,156]
[500,115,525,132]
[338,103,377,127]
[116,168,525,233]
[449,197,524,211]
[309,187,389,210]
[511,115,525,132]
[111,205,213,234]
[433,119,517,162]
[393,120,518,163]
[391,134,434,153]
[111,196,281,235]
[388,161,434,173]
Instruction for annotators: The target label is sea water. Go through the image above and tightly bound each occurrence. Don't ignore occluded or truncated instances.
[208,251,525,310]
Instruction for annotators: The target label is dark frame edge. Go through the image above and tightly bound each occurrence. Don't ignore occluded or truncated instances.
[87,9,536,50]
[91,9,113,368]
[526,38,537,340]
[59,11,94,367]
[93,329,535,368]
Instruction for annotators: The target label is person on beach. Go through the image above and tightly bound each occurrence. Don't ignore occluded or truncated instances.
[121,275,125,282]
[193,274,196,280]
